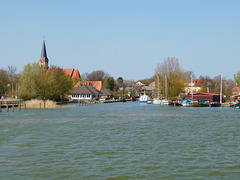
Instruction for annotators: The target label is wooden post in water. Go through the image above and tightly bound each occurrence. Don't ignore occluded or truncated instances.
[12,105,14,112]
[24,104,26,110]
[78,100,80,106]
[40,103,41,109]
[18,104,21,111]
[0,105,1,112]
[6,105,9,112]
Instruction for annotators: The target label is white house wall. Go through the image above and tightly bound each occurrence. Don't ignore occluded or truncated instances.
[71,94,92,100]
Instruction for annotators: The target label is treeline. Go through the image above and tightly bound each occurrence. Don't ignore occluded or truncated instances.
[19,63,73,101]
[1,57,240,101]
[154,57,240,99]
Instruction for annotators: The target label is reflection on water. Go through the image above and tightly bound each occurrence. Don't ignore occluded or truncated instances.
[0,102,240,179]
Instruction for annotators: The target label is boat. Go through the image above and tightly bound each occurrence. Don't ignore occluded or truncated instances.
[162,75,169,105]
[193,100,209,107]
[210,102,221,107]
[229,101,239,108]
[153,74,162,105]
[182,99,193,107]
[153,98,162,105]
[161,99,169,105]
[147,100,153,104]
[139,92,150,104]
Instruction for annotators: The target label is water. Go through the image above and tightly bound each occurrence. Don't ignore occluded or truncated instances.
[0,102,240,179]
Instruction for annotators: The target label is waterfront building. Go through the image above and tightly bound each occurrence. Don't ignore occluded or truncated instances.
[184,79,203,94]
[69,85,103,101]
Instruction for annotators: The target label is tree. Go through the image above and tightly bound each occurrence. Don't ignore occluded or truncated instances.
[117,77,123,84]
[19,63,73,101]
[155,57,187,98]
[234,71,240,86]
[36,66,73,101]
[7,66,17,97]
[0,68,10,96]
[86,70,110,81]
[103,77,117,91]
[19,62,39,100]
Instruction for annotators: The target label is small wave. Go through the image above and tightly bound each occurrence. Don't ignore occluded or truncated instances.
[208,170,226,176]
[227,164,240,169]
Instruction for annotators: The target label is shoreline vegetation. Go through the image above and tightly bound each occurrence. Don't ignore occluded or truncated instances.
[24,99,73,109]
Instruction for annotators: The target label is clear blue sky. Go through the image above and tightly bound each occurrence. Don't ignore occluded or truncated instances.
[1,0,239,81]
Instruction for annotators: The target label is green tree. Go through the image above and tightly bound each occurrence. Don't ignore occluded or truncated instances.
[117,77,123,84]
[36,66,73,101]
[234,71,240,86]
[0,68,10,96]
[155,57,187,98]
[104,77,116,91]
[19,62,39,100]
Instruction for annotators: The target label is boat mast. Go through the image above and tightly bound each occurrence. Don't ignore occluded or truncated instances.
[220,73,222,104]
[191,74,193,101]
[157,74,159,98]
[165,74,168,100]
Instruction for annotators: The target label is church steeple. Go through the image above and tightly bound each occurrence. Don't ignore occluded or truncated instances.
[39,40,49,68]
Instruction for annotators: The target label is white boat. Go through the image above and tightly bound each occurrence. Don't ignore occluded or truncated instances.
[139,93,150,103]
[182,99,193,107]
[153,98,161,104]
[153,74,161,105]
[161,99,169,105]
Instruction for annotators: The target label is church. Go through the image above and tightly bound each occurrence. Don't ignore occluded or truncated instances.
[39,40,81,79]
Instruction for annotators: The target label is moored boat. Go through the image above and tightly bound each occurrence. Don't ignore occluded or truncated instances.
[210,102,221,107]
[139,93,150,104]
[193,100,209,107]
[153,98,161,105]
[182,99,193,107]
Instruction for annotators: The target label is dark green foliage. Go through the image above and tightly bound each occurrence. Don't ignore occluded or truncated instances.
[19,63,73,101]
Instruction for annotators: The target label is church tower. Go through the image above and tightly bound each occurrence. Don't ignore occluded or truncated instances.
[39,40,49,68]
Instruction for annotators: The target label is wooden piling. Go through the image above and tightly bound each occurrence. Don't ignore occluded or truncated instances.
[18,104,21,111]
[0,105,1,112]
[6,105,9,112]
[24,104,26,110]
[12,105,14,112]
[40,103,41,109]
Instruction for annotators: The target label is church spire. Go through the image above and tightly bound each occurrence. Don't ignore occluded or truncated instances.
[41,40,48,60]
[39,40,49,68]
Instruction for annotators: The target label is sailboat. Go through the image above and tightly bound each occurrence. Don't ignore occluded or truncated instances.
[153,74,162,105]
[162,75,169,105]
[182,74,193,107]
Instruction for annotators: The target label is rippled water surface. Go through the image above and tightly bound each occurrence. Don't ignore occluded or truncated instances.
[1,102,240,179]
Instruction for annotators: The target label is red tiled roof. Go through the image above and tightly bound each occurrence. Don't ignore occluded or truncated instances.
[149,81,155,87]
[62,69,80,79]
[232,87,240,95]
[74,81,102,91]
[186,79,203,86]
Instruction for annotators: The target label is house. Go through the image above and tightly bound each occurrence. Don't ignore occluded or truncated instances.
[136,81,145,86]
[184,79,203,94]
[232,87,240,96]
[149,81,155,87]
[74,81,102,91]
[101,89,114,99]
[185,93,220,103]
[62,69,80,79]
[69,85,103,101]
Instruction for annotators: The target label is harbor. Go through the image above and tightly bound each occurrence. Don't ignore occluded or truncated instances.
[1,102,240,179]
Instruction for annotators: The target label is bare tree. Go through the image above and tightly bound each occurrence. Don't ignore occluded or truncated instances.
[7,66,17,97]
[86,70,110,81]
